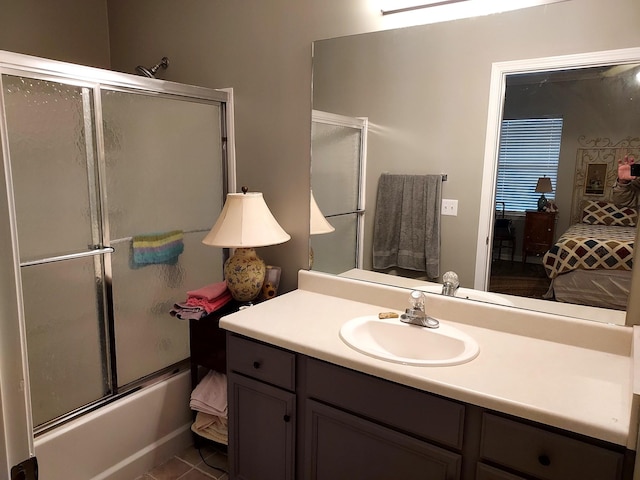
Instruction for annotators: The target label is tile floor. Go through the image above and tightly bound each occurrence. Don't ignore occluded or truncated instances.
[135,443,229,480]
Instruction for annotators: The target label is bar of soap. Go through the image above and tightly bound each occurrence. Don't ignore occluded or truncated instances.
[378,312,399,319]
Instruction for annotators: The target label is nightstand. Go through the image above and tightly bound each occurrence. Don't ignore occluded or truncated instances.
[522,210,556,264]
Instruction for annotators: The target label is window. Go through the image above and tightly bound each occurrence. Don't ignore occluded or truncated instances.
[495,117,563,212]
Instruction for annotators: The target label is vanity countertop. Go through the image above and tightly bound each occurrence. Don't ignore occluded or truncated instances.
[220,270,637,449]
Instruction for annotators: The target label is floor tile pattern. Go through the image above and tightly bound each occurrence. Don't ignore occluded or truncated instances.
[135,443,228,480]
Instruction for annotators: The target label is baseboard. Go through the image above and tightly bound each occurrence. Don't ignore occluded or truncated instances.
[91,423,193,480]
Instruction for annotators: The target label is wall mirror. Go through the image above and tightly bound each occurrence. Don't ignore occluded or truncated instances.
[310,15,640,326]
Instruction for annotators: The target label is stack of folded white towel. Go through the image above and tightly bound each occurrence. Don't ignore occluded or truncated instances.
[190,370,228,445]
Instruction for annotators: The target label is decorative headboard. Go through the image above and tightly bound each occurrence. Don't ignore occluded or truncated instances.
[570,136,640,224]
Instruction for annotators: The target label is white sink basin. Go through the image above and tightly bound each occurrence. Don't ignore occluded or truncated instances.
[339,315,480,366]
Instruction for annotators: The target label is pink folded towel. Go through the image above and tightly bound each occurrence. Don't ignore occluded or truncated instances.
[187,281,228,301]
[185,290,233,314]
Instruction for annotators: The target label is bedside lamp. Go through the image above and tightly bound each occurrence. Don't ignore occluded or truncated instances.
[535,176,553,212]
[309,190,335,268]
[202,187,290,302]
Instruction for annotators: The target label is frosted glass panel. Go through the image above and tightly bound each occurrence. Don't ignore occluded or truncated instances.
[21,257,106,427]
[3,75,96,261]
[311,213,358,274]
[111,232,220,385]
[311,121,361,215]
[102,90,224,238]
[101,90,225,386]
[2,66,229,430]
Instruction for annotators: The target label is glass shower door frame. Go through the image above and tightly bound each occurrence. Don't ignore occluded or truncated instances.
[0,49,235,476]
[311,110,368,269]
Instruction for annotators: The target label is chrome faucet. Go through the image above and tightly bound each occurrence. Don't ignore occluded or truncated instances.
[441,271,460,297]
[400,290,439,329]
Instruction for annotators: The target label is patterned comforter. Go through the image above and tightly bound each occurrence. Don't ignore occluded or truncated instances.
[542,223,635,279]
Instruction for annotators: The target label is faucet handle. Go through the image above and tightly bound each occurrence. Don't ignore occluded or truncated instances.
[409,290,426,311]
[442,271,460,296]
[442,271,459,288]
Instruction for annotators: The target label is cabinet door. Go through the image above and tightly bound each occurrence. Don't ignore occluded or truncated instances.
[477,463,526,480]
[305,399,461,480]
[228,373,295,480]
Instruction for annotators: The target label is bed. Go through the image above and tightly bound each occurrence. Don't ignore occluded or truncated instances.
[542,201,636,310]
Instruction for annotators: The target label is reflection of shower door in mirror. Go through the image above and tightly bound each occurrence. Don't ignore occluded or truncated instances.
[2,73,227,431]
[311,110,367,274]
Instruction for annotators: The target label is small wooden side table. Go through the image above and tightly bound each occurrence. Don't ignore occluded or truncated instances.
[522,210,556,264]
[189,299,240,447]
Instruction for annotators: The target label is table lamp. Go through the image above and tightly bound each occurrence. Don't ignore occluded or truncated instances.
[535,176,553,212]
[202,187,290,302]
[309,190,335,268]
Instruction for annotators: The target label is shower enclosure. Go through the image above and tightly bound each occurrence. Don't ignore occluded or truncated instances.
[311,110,367,274]
[0,50,233,475]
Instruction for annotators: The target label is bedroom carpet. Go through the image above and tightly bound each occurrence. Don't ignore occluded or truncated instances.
[488,260,551,299]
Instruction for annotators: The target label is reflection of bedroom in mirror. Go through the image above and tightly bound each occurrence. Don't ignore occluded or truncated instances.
[311,14,640,326]
[487,66,640,312]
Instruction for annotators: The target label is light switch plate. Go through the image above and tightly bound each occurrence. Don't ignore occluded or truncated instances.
[441,199,458,216]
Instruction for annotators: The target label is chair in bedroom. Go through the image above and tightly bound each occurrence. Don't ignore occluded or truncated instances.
[493,202,516,261]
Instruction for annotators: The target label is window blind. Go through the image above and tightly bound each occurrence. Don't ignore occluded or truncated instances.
[495,117,563,212]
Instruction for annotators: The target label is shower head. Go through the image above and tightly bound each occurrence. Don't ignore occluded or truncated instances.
[135,57,169,78]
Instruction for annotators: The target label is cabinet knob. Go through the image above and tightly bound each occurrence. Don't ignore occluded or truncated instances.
[538,454,551,466]
[252,361,261,369]
[283,414,291,423]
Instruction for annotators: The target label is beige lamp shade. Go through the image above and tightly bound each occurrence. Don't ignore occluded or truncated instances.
[203,190,290,302]
[535,177,553,193]
[202,191,291,248]
[310,190,335,235]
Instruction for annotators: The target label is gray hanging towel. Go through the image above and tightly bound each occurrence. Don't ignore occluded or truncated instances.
[372,174,442,278]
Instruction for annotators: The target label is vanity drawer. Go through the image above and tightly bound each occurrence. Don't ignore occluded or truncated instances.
[227,334,295,391]
[304,357,465,450]
[480,413,625,480]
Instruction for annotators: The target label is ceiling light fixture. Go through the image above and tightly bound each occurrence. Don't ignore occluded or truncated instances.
[379,0,569,18]
[381,0,470,15]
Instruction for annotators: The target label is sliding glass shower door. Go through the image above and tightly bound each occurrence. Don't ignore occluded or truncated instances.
[0,60,230,433]
[101,89,224,387]
[4,74,109,427]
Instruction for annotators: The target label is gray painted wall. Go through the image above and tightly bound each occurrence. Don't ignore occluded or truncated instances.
[0,0,110,68]
[106,0,640,293]
[2,0,637,293]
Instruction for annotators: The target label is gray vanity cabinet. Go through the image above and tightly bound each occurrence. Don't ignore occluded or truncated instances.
[476,463,526,480]
[305,399,461,479]
[477,413,627,480]
[303,356,464,479]
[227,335,296,480]
[226,333,633,480]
